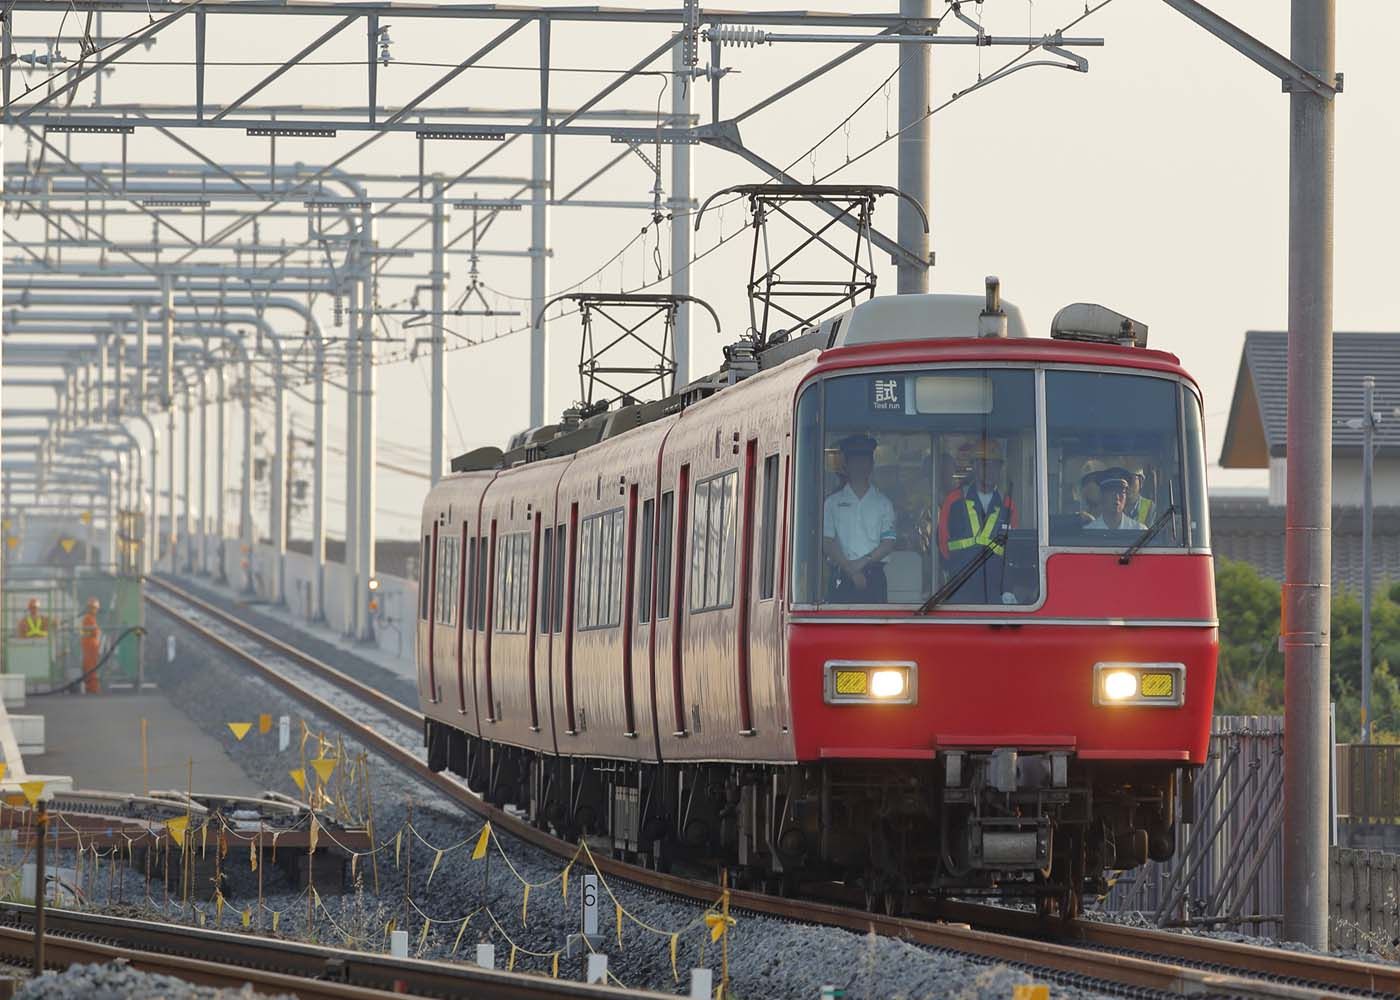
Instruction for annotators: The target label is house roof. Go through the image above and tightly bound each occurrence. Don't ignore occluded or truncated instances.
[1219,331,1400,468]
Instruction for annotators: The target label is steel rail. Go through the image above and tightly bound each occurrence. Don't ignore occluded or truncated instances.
[145,577,1400,999]
[0,903,668,999]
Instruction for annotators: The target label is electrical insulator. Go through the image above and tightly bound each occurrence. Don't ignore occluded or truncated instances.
[706,26,769,48]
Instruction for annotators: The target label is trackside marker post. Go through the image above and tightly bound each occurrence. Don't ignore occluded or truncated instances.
[585,953,607,984]
[475,943,494,969]
[568,873,602,957]
[689,968,713,999]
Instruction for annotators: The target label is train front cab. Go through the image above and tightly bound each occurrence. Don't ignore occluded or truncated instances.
[783,343,1219,902]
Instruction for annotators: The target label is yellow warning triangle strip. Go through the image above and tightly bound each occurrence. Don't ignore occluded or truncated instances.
[227,722,252,741]
[288,769,306,794]
[310,757,337,784]
[471,822,491,861]
[20,780,45,806]
[165,815,189,848]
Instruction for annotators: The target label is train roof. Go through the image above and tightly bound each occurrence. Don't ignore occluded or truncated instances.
[449,291,1179,475]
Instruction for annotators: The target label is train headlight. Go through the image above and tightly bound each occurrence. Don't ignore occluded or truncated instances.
[869,669,907,700]
[824,661,916,705]
[1101,670,1138,701]
[1093,663,1185,707]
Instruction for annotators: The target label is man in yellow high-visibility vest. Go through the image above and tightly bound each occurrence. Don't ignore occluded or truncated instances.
[937,440,1019,604]
[16,598,50,639]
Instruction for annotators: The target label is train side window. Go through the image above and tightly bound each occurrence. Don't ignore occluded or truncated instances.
[577,515,596,629]
[576,508,625,629]
[657,491,675,619]
[476,536,489,627]
[465,537,477,629]
[690,470,738,612]
[759,454,780,600]
[552,522,566,632]
[419,534,431,620]
[493,532,531,634]
[638,498,656,624]
[540,527,554,635]
[435,534,458,625]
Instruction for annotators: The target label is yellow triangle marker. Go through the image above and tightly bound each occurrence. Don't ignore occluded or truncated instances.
[6,537,18,550]
[20,781,44,805]
[59,538,76,554]
[471,821,491,861]
[288,769,306,794]
[310,757,336,784]
[80,511,92,525]
[165,815,189,848]
[258,713,272,734]
[227,722,253,741]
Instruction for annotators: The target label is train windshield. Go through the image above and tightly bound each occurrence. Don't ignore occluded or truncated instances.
[791,367,1208,609]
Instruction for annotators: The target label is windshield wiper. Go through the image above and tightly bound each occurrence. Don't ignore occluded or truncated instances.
[918,524,1009,614]
[1119,504,1178,565]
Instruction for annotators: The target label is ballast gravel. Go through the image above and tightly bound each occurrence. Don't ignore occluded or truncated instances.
[18,962,292,1000]
[16,593,1126,999]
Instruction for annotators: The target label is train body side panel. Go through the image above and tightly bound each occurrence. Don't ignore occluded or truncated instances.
[554,419,671,761]
[478,459,567,755]
[656,354,814,763]
[420,473,492,740]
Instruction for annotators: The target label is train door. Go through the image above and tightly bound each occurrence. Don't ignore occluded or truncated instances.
[527,512,542,732]
[564,501,579,734]
[458,529,475,716]
[735,441,758,734]
[670,463,691,737]
[426,521,440,703]
[484,519,498,722]
[621,484,639,737]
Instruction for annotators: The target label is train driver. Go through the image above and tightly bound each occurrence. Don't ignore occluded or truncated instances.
[938,440,1019,602]
[823,434,897,603]
[1084,468,1147,531]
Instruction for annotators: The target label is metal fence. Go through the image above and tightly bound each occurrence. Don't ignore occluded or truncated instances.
[1099,715,1286,938]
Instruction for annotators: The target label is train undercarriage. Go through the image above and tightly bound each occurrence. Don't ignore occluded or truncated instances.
[426,719,1187,915]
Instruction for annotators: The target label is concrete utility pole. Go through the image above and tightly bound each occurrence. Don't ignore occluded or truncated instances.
[357,205,378,640]
[182,385,193,571]
[1361,374,1376,744]
[215,363,227,581]
[530,117,550,428]
[198,369,209,575]
[897,0,931,294]
[430,177,447,485]
[671,37,693,386]
[1283,0,1335,951]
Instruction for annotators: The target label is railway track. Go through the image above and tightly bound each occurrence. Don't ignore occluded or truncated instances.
[146,575,1400,999]
[0,902,669,999]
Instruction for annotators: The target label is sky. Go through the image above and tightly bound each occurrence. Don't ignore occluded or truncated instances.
[4,1,1397,543]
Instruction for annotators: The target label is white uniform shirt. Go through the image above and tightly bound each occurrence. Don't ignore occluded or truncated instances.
[823,483,897,562]
[1085,513,1147,531]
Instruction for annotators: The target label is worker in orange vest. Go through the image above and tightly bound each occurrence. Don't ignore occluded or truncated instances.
[79,597,103,694]
[16,598,50,639]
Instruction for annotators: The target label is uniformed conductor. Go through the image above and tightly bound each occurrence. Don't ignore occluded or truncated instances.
[823,434,897,603]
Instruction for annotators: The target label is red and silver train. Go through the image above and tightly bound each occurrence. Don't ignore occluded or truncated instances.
[417,286,1217,911]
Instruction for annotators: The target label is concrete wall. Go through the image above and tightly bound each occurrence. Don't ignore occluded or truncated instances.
[200,536,417,667]
[1268,455,1400,507]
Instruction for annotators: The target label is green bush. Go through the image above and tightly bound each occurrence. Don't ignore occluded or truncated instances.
[1213,557,1400,740]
